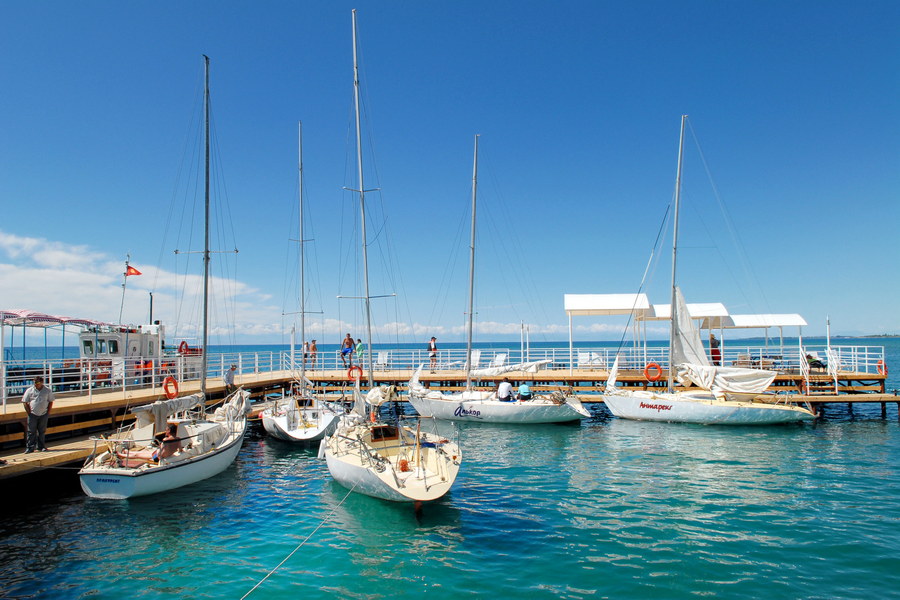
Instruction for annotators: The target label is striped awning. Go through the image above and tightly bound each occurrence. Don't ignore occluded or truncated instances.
[0,309,106,328]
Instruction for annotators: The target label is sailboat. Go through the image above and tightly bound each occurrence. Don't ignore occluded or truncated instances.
[321,9,462,503]
[261,122,341,443]
[79,56,250,498]
[407,135,589,424]
[602,116,815,425]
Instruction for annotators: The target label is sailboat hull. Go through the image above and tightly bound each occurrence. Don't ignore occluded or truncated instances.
[409,392,589,424]
[79,420,247,499]
[323,420,461,502]
[603,391,815,425]
[262,403,340,443]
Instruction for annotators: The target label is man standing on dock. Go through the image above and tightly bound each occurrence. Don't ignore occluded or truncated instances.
[22,376,54,453]
[224,364,237,395]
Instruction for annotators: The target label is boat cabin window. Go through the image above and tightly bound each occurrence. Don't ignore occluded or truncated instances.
[370,425,399,442]
[97,339,107,354]
[82,340,94,356]
[108,340,119,355]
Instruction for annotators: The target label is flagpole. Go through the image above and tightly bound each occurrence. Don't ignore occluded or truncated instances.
[118,254,131,324]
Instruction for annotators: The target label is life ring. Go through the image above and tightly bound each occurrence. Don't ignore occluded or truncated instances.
[644,362,663,382]
[348,365,363,381]
[163,376,179,399]
[178,340,189,354]
[877,360,888,376]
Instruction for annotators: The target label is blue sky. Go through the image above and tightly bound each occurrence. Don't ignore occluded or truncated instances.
[1,1,898,347]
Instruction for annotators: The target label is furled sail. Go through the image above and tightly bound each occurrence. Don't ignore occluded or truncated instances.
[131,394,203,431]
[670,286,710,367]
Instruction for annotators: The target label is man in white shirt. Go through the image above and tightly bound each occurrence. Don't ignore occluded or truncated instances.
[497,378,514,402]
[22,376,54,453]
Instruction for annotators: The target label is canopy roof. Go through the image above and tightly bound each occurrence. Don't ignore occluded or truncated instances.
[0,309,107,328]
[706,313,808,330]
[641,302,730,323]
[564,294,651,317]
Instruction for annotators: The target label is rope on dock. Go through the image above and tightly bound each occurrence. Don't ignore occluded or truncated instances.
[239,480,358,599]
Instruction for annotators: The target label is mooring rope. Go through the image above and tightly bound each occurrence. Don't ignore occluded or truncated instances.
[239,480,358,599]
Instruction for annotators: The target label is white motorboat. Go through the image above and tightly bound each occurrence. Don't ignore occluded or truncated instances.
[321,383,461,503]
[602,116,815,425]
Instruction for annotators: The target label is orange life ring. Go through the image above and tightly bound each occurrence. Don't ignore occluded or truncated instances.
[163,376,179,399]
[348,365,363,381]
[178,340,189,354]
[644,362,663,382]
[877,360,888,377]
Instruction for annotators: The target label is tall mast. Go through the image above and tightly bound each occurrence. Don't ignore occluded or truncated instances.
[351,9,375,386]
[298,121,306,385]
[201,54,211,400]
[667,114,687,392]
[465,134,479,389]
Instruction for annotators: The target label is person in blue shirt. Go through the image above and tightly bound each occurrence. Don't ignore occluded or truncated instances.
[516,383,533,401]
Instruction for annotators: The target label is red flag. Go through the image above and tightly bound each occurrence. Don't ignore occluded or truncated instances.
[125,265,142,276]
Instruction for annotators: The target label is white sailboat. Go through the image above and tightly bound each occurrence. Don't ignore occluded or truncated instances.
[602,115,815,425]
[261,122,341,443]
[79,56,250,498]
[407,136,589,424]
[322,9,462,503]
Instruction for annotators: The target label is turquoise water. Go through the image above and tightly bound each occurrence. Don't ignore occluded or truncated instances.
[1,340,898,599]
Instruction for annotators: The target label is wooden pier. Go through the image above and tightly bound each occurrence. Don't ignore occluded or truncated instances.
[0,366,894,480]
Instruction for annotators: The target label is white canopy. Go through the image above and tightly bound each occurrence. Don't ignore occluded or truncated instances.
[642,302,729,322]
[708,313,808,329]
[564,293,651,317]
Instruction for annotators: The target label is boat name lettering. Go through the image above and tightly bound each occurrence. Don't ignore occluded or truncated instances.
[95,478,120,483]
[639,402,672,412]
[453,406,481,418]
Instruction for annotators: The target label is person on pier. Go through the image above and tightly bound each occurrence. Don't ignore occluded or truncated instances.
[22,376,54,453]
[341,333,354,367]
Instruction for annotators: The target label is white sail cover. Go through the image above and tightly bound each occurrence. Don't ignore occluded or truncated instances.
[676,364,777,396]
[671,287,710,367]
[131,394,203,430]
[470,360,551,378]
[670,287,775,396]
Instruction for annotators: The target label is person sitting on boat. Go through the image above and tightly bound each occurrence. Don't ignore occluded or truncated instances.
[516,384,533,401]
[156,423,183,460]
[497,378,514,402]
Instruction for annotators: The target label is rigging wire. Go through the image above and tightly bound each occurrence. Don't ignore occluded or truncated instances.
[686,119,772,313]
[239,481,359,600]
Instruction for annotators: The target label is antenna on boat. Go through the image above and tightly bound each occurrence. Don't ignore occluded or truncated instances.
[667,114,687,392]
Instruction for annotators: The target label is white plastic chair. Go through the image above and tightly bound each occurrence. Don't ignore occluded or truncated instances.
[375,351,390,370]
[490,353,507,368]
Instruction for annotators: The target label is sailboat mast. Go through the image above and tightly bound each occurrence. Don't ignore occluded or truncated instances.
[351,9,375,386]
[201,54,211,399]
[667,114,687,392]
[465,134,479,389]
[298,121,306,385]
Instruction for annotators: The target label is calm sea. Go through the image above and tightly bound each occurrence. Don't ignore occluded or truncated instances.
[1,338,898,599]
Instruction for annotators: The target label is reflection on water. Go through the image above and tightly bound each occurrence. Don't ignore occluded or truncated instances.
[1,415,899,599]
